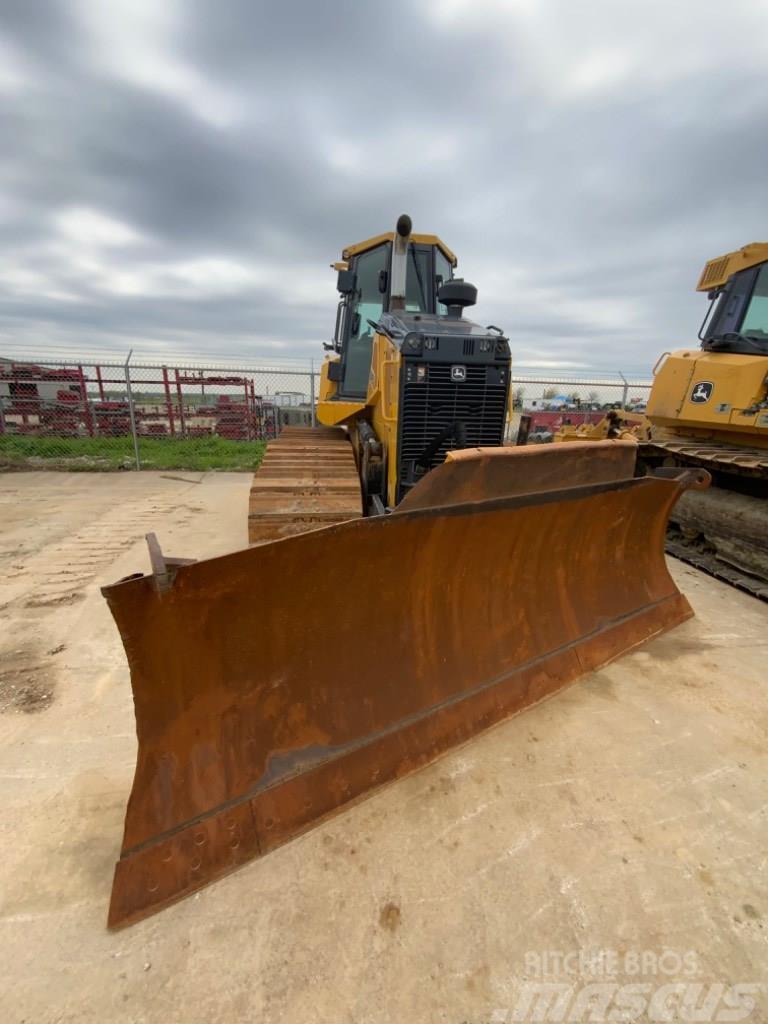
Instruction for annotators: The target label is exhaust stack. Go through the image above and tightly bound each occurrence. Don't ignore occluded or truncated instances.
[389,213,412,312]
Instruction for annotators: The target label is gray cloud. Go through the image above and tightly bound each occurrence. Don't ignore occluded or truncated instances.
[1,0,767,371]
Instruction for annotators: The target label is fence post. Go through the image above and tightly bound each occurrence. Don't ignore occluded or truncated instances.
[124,350,141,470]
[310,359,317,428]
[618,371,629,410]
[174,368,186,438]
[0,395,5,436]
[162,366,176,435]
[78,364,94,437]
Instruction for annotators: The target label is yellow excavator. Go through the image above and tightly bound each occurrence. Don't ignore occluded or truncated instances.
[100,217,707,928]
[639,242,768,597]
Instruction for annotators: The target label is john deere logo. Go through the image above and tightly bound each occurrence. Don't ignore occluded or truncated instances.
[451,365,467,382]
[691,381,713,404]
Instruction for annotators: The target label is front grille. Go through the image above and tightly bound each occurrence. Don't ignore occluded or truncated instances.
[398,361,508,494]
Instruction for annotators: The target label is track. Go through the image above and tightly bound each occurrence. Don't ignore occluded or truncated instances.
[639,440,768,602]
[665,537,768,601]
[248,426,363,544]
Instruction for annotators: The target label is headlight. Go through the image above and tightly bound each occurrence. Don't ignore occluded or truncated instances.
[479,339,493,352]
[403,335,423,354]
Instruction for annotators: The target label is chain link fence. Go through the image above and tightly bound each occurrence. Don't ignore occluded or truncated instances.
[0,356,316,471]
[0,354,652,470]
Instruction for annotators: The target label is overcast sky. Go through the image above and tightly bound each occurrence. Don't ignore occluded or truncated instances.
[1,0,767,372]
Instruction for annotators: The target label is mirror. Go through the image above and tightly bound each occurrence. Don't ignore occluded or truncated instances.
[337,269,356,294]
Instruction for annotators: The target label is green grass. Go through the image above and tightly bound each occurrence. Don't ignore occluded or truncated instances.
[0,434,267,472]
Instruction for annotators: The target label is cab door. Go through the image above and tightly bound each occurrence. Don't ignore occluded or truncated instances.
[339,243,390,398]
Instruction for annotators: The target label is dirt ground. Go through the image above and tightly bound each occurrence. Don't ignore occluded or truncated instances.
[1,470,766,1024]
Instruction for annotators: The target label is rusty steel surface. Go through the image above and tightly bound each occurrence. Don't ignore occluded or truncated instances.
[399,440,638,511]
[248,426,362,543]
[103,445,709,928]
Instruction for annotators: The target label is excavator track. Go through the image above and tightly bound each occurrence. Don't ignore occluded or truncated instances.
[248,427,362,544]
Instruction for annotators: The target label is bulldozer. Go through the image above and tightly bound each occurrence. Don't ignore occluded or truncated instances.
[638,242,768,597]
[555,408,651,443]
[101,217,708,928]
[246,215,513,542]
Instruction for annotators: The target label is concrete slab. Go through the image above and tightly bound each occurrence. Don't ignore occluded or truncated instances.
[0,471,766,1023]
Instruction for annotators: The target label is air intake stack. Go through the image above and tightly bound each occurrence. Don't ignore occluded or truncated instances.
[438,278,478,319]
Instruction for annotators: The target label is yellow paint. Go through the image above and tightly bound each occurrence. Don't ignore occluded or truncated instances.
[341,232,457,266]
[316,357,365,426]
[317,356,339,403]
[315,332,403,503]
[554,411,650,443]
[696,242,768,291]
[316,399,366,427]
[647,350,768,448]
[367,334,402,505]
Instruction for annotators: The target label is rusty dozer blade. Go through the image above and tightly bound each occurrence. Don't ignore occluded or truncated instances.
[102,441,709,928]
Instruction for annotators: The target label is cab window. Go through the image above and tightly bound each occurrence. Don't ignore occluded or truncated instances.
[436,249,453,314]
[342,243,390,396]
[741,264,768,338]
[405,248,431,312]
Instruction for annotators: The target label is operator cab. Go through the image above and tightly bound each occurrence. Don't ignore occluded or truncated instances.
[699,245,768,355]
[330,217,457,398]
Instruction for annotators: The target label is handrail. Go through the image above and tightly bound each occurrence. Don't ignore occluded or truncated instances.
[652,352,670,376]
